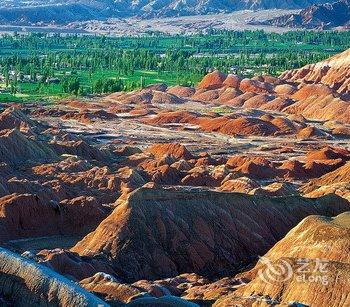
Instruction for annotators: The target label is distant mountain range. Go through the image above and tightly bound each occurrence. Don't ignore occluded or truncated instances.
[0,0,333,25]
[259,0,350,29]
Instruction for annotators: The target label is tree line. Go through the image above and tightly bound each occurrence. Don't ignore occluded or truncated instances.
[0,30,348,96]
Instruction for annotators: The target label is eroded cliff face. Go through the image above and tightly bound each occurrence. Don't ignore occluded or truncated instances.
[0,247,108,306]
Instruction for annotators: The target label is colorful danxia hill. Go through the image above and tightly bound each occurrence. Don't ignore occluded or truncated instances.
[0,48,349,306]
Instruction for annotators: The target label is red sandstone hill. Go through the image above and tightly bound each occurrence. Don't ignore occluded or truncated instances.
[0,193,107,243]
[0,129,57,165]
[145,143,194,160]
[185,50,350,124]
[302,161,350,194]
[306,146,350,161]
[280,48,350,97]
[145,110,312,138]
[197,71,227,90]
[215,212,350,306]
[102,49,350,128]
[71,186,349,282]
[0,107,35,132]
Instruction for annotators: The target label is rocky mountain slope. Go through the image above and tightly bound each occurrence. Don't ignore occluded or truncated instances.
[72,186,348,281]
[0,0,331,24]
[215,212,350,306]
[260,0,350,29]
[0,1,115,24]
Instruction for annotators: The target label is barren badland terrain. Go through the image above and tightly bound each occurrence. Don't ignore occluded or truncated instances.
[0,44,349,306]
